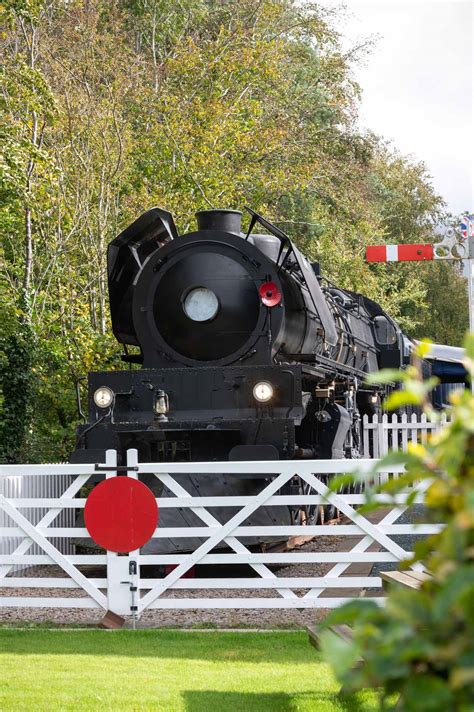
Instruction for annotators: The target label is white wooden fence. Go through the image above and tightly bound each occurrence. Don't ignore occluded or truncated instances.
[0,414,442,565]
[0,450,441,618]
[362,413,451,459]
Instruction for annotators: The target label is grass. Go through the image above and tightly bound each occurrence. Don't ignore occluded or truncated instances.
[0,629,379,711]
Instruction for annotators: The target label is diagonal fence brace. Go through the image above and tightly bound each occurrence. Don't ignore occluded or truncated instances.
[0,495,107,609]
[155,473,298,600]
[139,469,291,611]
[302,477,431,600]
[0,473,92,579]
[298,470,415,564]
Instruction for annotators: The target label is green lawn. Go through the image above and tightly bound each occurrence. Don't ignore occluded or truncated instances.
[0,629,378,711]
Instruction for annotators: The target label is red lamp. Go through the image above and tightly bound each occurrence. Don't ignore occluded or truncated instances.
[258,281,282,307]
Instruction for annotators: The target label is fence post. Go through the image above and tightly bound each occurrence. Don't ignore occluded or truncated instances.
[377,414,389,483]
[372,413,379,458]
[104,449,141,620]
[408,412,416,447]
[127,449,140,626]
[390,413,398,453]
[420,413,428,445]
[105,450,128,616]
[400,413,408,454]
[362,414,369,457]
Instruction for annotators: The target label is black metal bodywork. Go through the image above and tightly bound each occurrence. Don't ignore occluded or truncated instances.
[76,365,304,464]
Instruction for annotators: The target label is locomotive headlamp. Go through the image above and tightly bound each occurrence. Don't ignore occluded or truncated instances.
[253,381,274,403]
[154,390,169,415]
[93,386,114,409]
[183,287,219,322]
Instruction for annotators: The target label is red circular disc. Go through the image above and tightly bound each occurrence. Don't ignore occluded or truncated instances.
[258,281,282,307]
[84,478,158,553]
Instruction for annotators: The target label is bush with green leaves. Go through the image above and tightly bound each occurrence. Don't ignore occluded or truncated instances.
[320,335,474,711]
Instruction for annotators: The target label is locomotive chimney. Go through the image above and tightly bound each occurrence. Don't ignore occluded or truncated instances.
[195,209,242,235]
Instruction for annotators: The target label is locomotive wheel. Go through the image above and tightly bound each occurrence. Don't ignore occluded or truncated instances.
[293,481,320,526]
[292,479,339,526]
[293,477,345,526]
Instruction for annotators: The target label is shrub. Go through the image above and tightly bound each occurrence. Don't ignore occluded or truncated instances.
[320,336,474,711]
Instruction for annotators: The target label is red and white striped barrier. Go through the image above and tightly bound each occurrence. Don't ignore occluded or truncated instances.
[366,244,434,263]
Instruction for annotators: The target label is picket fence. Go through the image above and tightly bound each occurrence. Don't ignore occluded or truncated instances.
[361,412,450,459]
[0,448,441,619]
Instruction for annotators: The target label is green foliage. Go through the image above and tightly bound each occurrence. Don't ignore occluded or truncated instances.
[411,262,469,346]
[321,335,474,710]
[0,324,36,463]
[0,0,462,461]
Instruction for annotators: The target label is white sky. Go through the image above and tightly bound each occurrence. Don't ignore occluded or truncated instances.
[322,0,473,215]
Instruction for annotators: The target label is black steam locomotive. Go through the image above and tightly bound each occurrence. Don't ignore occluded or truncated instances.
[71,207,408,551]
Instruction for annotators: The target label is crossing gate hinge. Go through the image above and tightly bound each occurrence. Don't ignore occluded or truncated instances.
[94,464,139,473]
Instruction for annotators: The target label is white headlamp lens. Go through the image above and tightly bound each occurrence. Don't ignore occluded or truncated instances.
[253,381,274,403]
[93,386,114,408]
[183,287,219,322]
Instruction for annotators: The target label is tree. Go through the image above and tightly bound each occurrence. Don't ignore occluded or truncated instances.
[411,261,468,345]
[363,143,468,341]
[0,0,458,461]
[0,0,57,461]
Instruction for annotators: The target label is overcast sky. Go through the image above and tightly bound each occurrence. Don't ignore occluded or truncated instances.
[323,0,473,215]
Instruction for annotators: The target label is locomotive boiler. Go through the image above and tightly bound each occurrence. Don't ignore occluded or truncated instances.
[71,207,407,551]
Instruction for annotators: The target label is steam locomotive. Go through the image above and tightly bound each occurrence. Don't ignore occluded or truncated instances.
[71,207,409,551]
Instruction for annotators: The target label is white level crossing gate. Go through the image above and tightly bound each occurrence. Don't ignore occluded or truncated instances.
[0,451,440,618]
